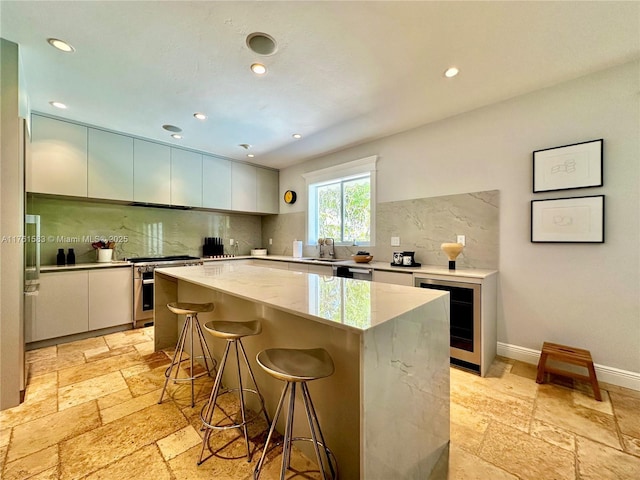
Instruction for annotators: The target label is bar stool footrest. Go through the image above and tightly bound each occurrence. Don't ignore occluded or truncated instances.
[163,355,216,383]
[200,388,267,431]
[255,437,338,480]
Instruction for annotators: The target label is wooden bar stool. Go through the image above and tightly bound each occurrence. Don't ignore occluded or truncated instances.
[254,347,338,480]
[158,302,216,407]
[198,320,270,465]
[536,342,602,401]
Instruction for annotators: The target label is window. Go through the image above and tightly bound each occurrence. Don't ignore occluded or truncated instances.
[304,156,376,246]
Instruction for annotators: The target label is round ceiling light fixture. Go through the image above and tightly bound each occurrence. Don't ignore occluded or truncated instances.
[47,38,75,53]
[444,67,460,78]
[162,124,182,133]
[246,32,278,56]
[171,133,183,140]
[193,112,207,120]
[251,63,267,75]
[247,154,255,158]
[49,101,67,109]
[292,133,302,139]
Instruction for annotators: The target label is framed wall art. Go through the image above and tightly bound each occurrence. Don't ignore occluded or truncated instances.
[533,139,603,193]
[531,195,604,243]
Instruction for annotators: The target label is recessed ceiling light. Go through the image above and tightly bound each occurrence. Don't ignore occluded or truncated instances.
[162,124,182,133]
[49,101,67,109]
[193,112,207,120]
[246,32,278,56]
[292,133,302,139]
[171,134,183,140]
[47,38,75,53]
[251,63,267,75]
[444,67,459,78]
[247,154,255,158]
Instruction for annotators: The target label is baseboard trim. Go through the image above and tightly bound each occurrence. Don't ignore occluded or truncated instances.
[497,342,640,392]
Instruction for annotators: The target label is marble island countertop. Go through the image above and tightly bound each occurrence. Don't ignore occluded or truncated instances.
[155,263,448,333]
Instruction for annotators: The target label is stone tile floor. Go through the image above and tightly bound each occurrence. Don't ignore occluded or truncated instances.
[0,327,638,479]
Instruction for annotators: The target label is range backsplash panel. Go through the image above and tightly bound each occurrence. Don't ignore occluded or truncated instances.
[262,190,499,269]
[28,195,262,265]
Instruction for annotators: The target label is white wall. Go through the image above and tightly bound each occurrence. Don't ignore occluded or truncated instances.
[280,61,640,377]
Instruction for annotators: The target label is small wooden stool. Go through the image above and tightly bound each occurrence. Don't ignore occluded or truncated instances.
[536,342,602,401]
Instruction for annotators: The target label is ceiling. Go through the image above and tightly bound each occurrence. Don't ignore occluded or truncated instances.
[1,1,638,169]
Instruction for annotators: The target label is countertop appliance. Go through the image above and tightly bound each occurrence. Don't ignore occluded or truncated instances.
[332,265,373,281]
[414,276,481,373]
[129,255,202,326]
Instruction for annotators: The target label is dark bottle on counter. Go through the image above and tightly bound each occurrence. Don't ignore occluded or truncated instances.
[66,248,76,265]
[57,248,66,266]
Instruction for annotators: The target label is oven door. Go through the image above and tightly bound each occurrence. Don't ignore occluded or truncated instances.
[134,270,154,324]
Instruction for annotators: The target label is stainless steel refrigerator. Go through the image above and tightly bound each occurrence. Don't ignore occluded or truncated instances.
[23,214,40,394]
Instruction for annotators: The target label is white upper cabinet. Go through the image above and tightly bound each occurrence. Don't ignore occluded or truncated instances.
[28,115,279,214]
[171,148,202,207]
[133,139,171,204]
[256,167,279,214]
[202,155,231,210]
[231,162,257,212]
[88,128,133,201]
[28,115,88,197]
[230,164,279,213]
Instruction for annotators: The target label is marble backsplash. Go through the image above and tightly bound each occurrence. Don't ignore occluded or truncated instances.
[263,190,499,269]
[28,195,262,265]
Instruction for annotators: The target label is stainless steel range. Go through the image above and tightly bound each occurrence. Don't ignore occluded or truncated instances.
[129,256,202,326]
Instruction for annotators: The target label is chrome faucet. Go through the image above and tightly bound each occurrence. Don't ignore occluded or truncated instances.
[325,238,335,259]
[318,238,335,258]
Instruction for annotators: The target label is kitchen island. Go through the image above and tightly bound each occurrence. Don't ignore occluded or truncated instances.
[154,262,450,480]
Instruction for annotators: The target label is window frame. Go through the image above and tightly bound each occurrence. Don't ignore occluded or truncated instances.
[303,155,377,247]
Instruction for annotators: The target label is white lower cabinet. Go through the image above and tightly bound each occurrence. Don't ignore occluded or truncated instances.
[372,270,414,286]
[288,262,309,273]
[88,268,133,330]
[28,267,133,343]
[29,271,89,342]
[307,264,332,275]
[252,259,288,270]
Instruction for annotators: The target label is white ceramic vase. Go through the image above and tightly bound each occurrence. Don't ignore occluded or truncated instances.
[97,248,113,263]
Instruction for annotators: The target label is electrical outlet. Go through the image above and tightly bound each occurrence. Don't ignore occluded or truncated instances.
[230,238,234,245]
[391,236,400,246]
[269,238,273,245]
[457,235,466,246]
